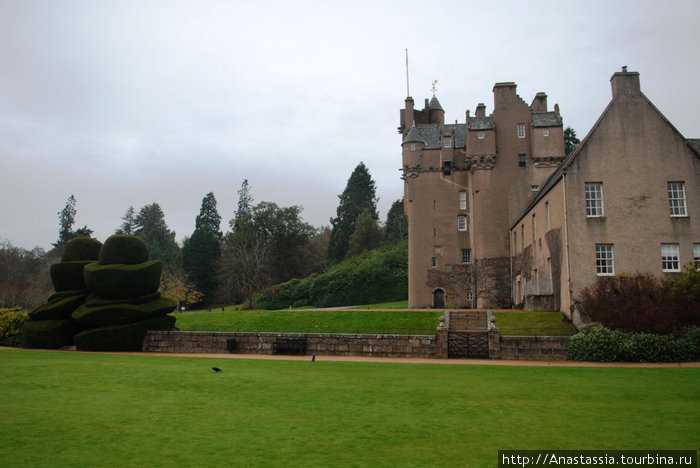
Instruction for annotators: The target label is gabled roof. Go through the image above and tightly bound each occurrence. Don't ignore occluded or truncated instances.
[402,124,467,149]
[532,111,562,127]
[687,139,700,157]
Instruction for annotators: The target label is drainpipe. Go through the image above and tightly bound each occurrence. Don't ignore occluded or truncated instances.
[562,173,573,314]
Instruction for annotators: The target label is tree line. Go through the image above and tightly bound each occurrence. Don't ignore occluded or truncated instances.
[0,162,408,310]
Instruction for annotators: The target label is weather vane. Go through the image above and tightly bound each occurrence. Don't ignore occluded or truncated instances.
[432,80,438,95]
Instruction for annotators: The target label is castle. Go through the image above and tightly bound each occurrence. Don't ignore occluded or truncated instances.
[399,69,699,314]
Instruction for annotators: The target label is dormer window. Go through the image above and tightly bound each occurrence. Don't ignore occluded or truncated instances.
[443,136,452,148]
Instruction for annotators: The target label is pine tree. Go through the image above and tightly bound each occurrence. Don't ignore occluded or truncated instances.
[134,203,181,269]
[384,198,408,244]
[230,179,253,232]
[346,208,382,259]
[116,206,136,235]
[564,126,581,156]
[53,194,92,248]
[183,193,222,306]
[328,162,378,263]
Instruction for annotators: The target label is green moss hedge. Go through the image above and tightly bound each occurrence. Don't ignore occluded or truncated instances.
[74,316,175,351]
[567,323,700,362]
[0,308,26,347]
[254,240,408,309]
[98,234,150,265]
[84,260,162,299]
[49,261,93,291]
[61,237,103,262]
[21,319,79,349]
[28,294,89,321]
[72,296,177,327]
[84,292,162,307]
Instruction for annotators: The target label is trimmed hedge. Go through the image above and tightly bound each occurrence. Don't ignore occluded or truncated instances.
[98,234,149,265]
[28,294,89,321]
[567,323,700,362]
[84,260,162,299]
[72,296,177,327]
[74,315,175,351]
[49,261,93,291]
[61,237,103,262]
[21,319,79,349]
[0,308,26,347]
[84,291,162,307]
[254,240,408,309]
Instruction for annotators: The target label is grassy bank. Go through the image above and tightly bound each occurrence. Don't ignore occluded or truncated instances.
[1,349,697,467]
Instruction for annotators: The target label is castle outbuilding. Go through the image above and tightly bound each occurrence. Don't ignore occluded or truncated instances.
[400,69,699,314]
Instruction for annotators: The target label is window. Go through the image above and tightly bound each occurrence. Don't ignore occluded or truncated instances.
[518,154,526,167]
[513,231,517,253]
[694,244,700,269]
[530,185,539,191]
[461,248,472,264]
[433,228,436,238]
[661,244,680,272]
[477,131,484,139]
[459,191,467,210]
[458,215,467,231]
[668,182,687,216]
[517,123,525,139]
[443,161,452,176]
[431,257,437,268]
[521,224,524,250]
[545,201,550,230]
[466,292,473,301]
[443,136,452,148]
[433,246,442,257]
[433,200,436,210]
[596,244,614,275]
[543,128,549,137]
[532,214,536,245]
[410,143,416,151]
[585,183,604,217]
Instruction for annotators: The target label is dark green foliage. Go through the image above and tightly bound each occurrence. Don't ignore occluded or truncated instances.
[53,195,93,249]
[61,237,102,262]
[21,319,78,349]
[99,235,150,265]
[567,323,700,362]
[84,260,163,299]
[116,206,137,235]
[84,291,161,306]
[133,203,181,269]
[564,126,580,156]
[345,208,382,259]
[0,308,26,346]
[384,198,408,244]
[74,316,175,351]
[328,162,379,264]
[580,272,699,335]
[72,296,177,327]
[0,241,51,309]
[28,294,89,321]
[254,240,407,309]
[49,261,92,291]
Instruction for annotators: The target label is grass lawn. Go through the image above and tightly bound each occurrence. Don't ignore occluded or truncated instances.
[1,349,698,467]
[173,309,442,335]
[494,311,577,336]
[350,300,409,309]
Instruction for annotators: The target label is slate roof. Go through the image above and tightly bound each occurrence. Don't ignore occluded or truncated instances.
[402,124,467,149]
[687,139,700,157]
[532,112,562,127]
[429,96,444,111]
[468,116,494,130]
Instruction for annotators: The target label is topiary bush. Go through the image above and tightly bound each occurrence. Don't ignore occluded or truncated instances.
[0,308,26,347]
[567,323,700,362]
[84,260,162,299]
[72,296,177,328]
[61,237,103,262]
[74,316,175,351]
[98,234,149,265]
[21,319,79,349]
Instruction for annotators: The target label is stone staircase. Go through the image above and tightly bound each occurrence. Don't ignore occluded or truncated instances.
[447,311,488,331]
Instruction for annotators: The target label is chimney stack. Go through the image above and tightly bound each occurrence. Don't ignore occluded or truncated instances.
[475,103,486,117]
[611,67,640,97]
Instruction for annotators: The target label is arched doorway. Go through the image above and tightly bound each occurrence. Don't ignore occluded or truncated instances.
[433,289,445,309]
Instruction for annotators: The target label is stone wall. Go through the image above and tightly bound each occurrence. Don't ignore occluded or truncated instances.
[143,331,439,358]
[499,335,570,360]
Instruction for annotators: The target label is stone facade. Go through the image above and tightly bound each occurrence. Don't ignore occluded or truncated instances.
[499,336,570,361]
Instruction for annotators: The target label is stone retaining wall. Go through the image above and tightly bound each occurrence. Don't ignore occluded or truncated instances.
[499,336,570,360]
[143,331,439,358]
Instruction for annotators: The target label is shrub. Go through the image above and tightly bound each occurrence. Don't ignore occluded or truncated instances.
[84,260,163,299]
[74,315,175,351]
[580,273,697,335]
[72,296,177,327]
[567,323,700,362]
[98,234,150,265]
[61,237,103,262]
[49,261,92,291]
[21,319,79,349]
[0,308,26,347]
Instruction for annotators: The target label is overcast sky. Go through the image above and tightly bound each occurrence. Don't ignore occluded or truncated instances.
[1,0,699,251]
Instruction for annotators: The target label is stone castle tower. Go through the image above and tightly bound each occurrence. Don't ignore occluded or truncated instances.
[399,83,566,309]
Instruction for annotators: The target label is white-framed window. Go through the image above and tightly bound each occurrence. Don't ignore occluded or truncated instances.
[517,123,525,139]
[461,248,472,264]
[433,246,442,257]
[585,182,604,217]
[543,128,549,137]
[661,244,680,272]
[459,191,467,210]
[431,257,437,268]
[458,215,467,231]
[530,185,539,192]
[443,136,452,148]
[595,244,614,276]
[466,292,473,301]
[668,182,687,217]
[410,143,416,152]
[477,131,484,139]
[694,243,700,269]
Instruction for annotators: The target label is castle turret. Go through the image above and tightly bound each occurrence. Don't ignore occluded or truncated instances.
[429,95,445,125]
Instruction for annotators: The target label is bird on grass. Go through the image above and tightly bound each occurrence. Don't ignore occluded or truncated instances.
[212,367,223,372]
